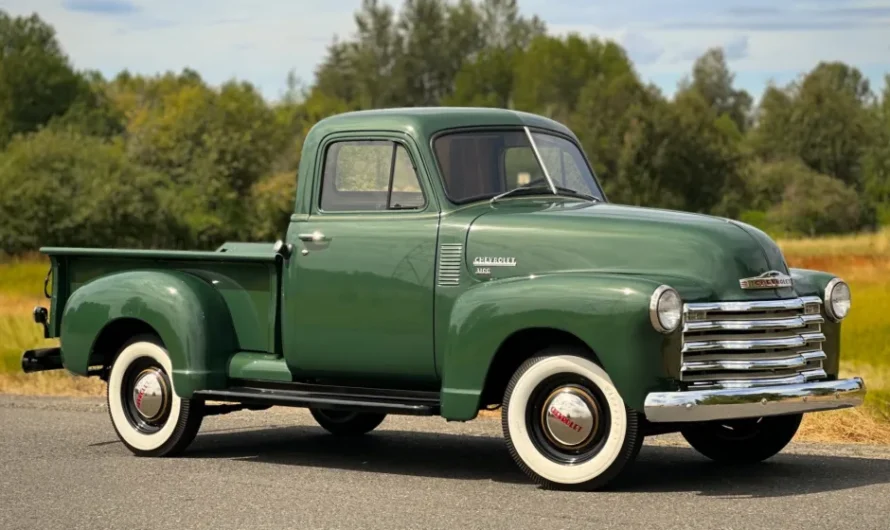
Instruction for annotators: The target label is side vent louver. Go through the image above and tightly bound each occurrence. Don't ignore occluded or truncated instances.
[437,244,463,286]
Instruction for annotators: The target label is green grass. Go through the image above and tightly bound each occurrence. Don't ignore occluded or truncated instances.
[0,315,53,372]
[0,256,50,298]
[838,281,890,419]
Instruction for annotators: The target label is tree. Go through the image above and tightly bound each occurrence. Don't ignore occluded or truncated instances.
[512,35,632,123]
[445,0,544,107]
[109,71,287,246]
[766,169,863,236]
[680,48,753,133]
[312,0,544,109]
[0,129,181,253]
[0,11,89,146]
[862,76,890,221]
[750,62,874,188]
[610,89,746,216]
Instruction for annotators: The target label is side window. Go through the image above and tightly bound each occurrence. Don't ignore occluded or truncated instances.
[320,140,425,212]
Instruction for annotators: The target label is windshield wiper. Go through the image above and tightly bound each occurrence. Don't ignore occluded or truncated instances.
[490,185,599,204]
[489,185,553,204]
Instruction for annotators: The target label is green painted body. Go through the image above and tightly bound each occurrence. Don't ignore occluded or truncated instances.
[39,108,845,420]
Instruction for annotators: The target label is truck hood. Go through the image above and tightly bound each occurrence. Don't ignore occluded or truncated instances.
[464,200,795,301]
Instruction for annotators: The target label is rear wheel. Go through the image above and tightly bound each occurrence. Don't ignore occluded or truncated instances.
[310,408,386,435]
[106,336,204,457]
[681,413,802,464]
[501,350,642,490]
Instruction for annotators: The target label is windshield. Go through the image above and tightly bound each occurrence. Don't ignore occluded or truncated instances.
[432,128,604,203]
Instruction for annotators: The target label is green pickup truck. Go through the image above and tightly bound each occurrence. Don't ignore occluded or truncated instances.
[23,107,865,490]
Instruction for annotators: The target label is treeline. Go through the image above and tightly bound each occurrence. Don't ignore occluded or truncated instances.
[1,1,889,255]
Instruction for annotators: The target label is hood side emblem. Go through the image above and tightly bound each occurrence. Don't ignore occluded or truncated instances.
[739,270,793,290]
[472,257,516,267]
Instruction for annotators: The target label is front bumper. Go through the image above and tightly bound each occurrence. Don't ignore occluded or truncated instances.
[643,377,866,423]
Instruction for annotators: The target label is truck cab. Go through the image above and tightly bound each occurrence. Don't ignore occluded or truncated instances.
[23,107,865,490]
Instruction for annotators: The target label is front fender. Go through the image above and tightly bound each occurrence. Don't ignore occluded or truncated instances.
[60,270,237,397]
[440,273,675,420]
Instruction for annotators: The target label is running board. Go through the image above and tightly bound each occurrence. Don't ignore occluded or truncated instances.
[193,384,440,416]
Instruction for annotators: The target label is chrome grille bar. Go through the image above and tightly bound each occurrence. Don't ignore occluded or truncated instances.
[681,350,827,373]
[680,296,827,389]
[684,296,822,314]
[683,314,823,332]
[682,332,825,353]
[687,369,828,390]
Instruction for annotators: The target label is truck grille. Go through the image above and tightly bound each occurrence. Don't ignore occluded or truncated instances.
[681,296,826,389]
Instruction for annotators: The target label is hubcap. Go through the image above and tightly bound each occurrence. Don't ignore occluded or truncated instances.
[541,387,598,449]
[131,368,168,422]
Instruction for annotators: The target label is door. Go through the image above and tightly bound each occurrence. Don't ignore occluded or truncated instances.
[282,135,440,386]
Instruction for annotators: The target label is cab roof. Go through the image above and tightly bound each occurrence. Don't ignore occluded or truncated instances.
[307,107,576,142]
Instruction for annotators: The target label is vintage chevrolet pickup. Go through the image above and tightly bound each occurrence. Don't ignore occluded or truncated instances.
[22,107,866,490]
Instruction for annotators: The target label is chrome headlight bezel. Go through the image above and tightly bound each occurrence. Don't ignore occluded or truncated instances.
[824,277,851,322]
[649,285,682,334]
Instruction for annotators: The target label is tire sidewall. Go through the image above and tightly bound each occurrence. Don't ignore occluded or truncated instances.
[505,354,629,485]
[107,340,182,453]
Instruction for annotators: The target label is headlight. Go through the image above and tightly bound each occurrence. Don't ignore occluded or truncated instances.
[824,278,851,322]
[649,285,682,333]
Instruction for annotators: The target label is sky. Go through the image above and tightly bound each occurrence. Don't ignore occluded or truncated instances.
[1,0,889,101]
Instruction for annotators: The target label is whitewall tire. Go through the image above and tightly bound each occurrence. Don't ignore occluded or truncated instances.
[502,350,642,490]
[106,335,204,457]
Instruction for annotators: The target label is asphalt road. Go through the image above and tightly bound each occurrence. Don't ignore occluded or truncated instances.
[2,395,889,530]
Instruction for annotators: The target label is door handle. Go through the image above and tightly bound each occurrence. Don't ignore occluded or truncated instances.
[298,231,330,243]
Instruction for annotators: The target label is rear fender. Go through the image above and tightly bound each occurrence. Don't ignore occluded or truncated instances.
[440,273,672,420]
[59,270,238,397]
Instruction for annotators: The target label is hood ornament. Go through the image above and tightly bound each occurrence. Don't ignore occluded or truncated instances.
[739,270,793,290]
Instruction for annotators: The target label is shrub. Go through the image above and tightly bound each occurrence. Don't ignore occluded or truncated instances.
[767,170,863,236]
[0,129,181,252]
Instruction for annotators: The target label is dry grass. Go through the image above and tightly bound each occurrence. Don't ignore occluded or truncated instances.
[777,228,890,259]
[0,372,105,396]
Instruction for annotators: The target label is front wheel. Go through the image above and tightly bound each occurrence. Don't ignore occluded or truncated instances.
[106,336,204,457]
[502,350,643,490]
[681,413,803,464]
[310,408,386,435]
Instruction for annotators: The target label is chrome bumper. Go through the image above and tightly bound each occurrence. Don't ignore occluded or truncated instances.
[643,377,866,423]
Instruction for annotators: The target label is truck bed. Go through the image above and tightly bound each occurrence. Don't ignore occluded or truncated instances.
[42,245,281,354]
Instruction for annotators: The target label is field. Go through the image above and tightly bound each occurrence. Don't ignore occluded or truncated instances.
[2,231,889,443]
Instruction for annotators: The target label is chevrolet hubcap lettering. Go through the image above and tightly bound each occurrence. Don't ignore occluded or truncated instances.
[132,368,168,422]
[542,387,597,448]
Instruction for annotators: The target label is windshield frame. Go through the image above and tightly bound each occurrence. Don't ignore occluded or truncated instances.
[429,125,608,206]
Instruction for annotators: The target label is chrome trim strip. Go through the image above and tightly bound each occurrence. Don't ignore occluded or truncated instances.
[644,377,866,423]
[682,332,826,353]
[523,126,558,195]
[681,351,827,373]
[684,296,822,314]
[683,314,823,332]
